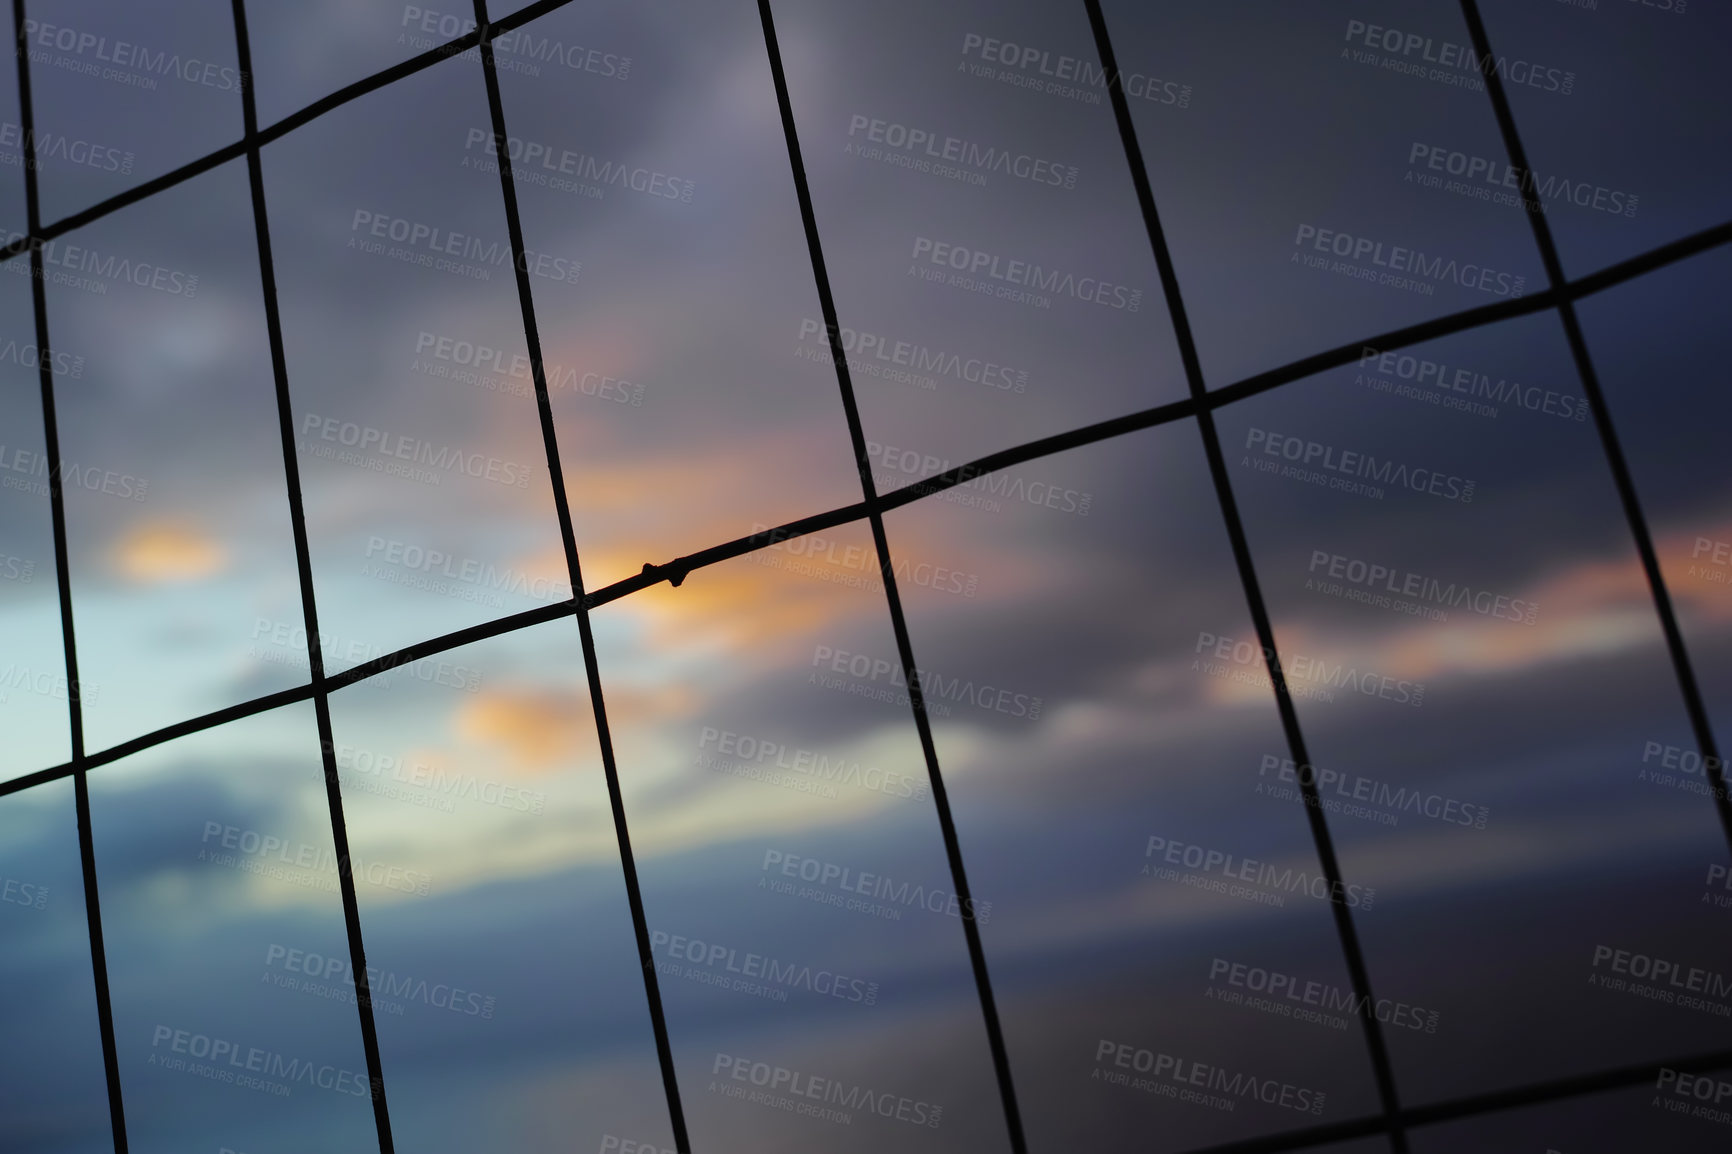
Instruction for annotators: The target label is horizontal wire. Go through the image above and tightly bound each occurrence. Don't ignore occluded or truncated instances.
[1185,1045,1732,1154]
[0,0,585,263]
[5,9,1724,1153]
[4,212,1727,797]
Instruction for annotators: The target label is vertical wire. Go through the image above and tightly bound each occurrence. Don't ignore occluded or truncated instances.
[1079,2,1408,1148]
[11,3,128,1148]
[468,3,690,1147]
[753,2,1027,1149]
[1455,0,1732,853]
[230,2,395,1148]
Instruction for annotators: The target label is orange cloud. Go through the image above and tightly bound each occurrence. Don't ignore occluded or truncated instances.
[599,681,704,730]
[615,550,872,656]
[1658,520,1732,626]
[1200,522,1732,708]
[110,521,227,583]
[504,527,873,674]
[454,689,594,773]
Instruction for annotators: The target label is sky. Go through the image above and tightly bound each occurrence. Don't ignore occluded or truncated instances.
[1,0,1730,1151]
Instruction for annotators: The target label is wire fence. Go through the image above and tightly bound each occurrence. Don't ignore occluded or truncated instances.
[5,1,1729,1151]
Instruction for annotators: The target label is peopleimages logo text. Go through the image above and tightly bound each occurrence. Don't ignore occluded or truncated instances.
[199,822,432,896]
[20,20,248,91]
[1293,223,1525,298]
[847,114,1078,188]
[960,33,1193,107]
[1208,957,1440,1033]
[1258,754,1490,830]
[1246,427,1476,503]
[911,236,1142,311]
[867,440,1090,515]
[1591,944,1732,999]
[797,318,1027,393]
[751,522,980,599]
[1307,550,1536,624]
[265,944,495,1018]
[364,536,570,601]
[0,442,147,502]
[761,849,990,923]
[1408,143,1637,217]
[0,122,133,173]
[463,129,694,202]
[1146,835,1376,909]
[712,1054,943,1128]
[700,726,927,799]
[1356,346,1587,421]
[349,210,581,284]
[1094,1039,1326,1114]
[811,644,1042,719]
[299,413,534,488]
[0,228,199,296]
[414,330,642,405]
[1194,630,1425,708]
[649,929,879,1005]
[331,741,546,815]
[400,6,631,79]
[1341,20,1575,94]
[149,1026,369,1096]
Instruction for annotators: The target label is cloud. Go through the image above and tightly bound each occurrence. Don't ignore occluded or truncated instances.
[108,520,228,583]
[454,688,595,772]
[1194,520,1732,711]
